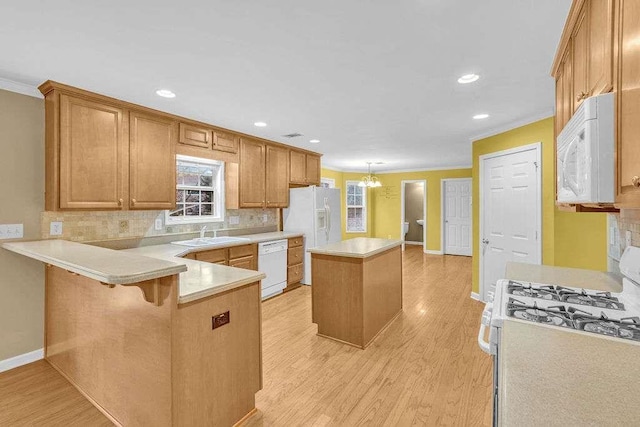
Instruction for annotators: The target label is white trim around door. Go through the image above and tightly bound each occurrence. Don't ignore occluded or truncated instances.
[441,177,473,256]
[479,142,542,302]
[400,180,427,252]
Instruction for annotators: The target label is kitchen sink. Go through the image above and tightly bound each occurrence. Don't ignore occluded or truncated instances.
[171,236,251,248]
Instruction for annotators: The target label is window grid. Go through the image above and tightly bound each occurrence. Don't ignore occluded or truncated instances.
[346,180,366,233]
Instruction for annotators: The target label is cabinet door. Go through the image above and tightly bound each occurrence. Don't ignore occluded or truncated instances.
[129,111,176,209]
[572,5,589,111]
[289,150,307,184]
[239,139,266,208]
[588,0,614,96]
[561,48,573,127]
[228,255,255,270]
[306,154,321,186]
[616,0,640,206]
[59,95,126,210]
[555,71,564,138]
[265,145,290,207]
[213,130,239,154]
[179,123,211,149]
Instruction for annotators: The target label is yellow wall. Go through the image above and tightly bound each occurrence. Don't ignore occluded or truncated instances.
[371,169,472,251]
[471,117,608,294]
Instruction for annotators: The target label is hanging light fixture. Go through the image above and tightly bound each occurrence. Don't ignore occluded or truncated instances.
[358,162,382,188]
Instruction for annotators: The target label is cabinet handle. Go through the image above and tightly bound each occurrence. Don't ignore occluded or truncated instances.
[576,92,588,102]
[131,198,137,206]
[632,176,640,188]
[118,198,123,207]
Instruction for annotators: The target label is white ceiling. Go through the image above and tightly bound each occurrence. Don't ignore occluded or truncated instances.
[0,0,571,173]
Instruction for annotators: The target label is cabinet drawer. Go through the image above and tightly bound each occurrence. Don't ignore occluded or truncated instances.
[229,244,255,260]
[288,236,303,248]
[195,248,227,263]
[287,246,304,266]
[228,255,254,270]
[287,263,303,285]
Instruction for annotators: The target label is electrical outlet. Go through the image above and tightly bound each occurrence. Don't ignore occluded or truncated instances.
[119,220,129,234]
[626,230,632,247]
[212,311,230,329]
[154,218,163,231]
[262,214,268,223]
[229,215,240,225]
[50,221,63,236]
[0,223,24,239]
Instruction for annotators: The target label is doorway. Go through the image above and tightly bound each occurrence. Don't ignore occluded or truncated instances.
[400,180,427,252]
[441,178,472,256]
[479,143,542,302]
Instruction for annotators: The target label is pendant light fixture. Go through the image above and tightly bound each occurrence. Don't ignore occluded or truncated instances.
[358,162,382,188]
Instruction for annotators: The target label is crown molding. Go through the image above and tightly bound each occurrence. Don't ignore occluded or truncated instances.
[469,110,554,142]
[0,77,43,98]
[325,164,472,174]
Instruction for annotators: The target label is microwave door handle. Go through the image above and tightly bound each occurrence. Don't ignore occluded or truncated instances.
[562,137,581,196]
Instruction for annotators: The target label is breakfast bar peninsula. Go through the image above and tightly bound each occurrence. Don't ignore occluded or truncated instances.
[308,238,403,349]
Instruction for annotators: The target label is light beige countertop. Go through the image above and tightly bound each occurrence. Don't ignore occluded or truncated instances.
[1,240,187,285]
[505,262,623,292]
[499,320,640,426]
[307,237,402,258]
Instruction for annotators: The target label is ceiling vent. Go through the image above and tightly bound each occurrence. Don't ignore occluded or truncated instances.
[282,133,303,138]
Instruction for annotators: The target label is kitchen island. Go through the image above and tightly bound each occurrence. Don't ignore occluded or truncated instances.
[308,237,403,349]
[2,239,266,427]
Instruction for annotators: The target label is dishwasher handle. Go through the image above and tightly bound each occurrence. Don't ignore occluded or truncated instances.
[258,239,288,254]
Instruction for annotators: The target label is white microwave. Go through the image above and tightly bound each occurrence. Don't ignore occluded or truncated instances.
[556,92,614,204]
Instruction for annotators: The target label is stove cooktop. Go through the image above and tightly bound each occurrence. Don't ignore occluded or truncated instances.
[507,281,625,310]
[507,297,640,342]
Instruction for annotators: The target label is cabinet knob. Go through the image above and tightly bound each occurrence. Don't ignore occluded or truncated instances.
[632,176,640,188]
[118,198,123,207]
[576,92,588,102]
[131,198,137,206]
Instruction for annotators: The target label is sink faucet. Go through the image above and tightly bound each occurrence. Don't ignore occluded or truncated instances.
[200,225,207,239]
[212,229,218,238]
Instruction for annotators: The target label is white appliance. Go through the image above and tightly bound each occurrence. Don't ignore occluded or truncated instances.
[283,186,342,285]
[557,92,614,204]
[478,246,640,426]
[258,239,288,300]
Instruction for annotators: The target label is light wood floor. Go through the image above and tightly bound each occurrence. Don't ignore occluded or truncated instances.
[0,247,492,426]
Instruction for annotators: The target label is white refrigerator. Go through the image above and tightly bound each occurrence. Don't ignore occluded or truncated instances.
[283,186,342,285]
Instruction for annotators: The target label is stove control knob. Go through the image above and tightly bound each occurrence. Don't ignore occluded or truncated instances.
[487,290,495,302]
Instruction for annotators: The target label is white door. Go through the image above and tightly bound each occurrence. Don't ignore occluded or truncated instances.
[481,145,541,301]
[443,179,472,256]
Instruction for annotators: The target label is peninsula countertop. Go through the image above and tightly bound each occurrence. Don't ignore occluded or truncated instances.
[307,237,402,259]
[2,231,304,304]
[505,262,623,292]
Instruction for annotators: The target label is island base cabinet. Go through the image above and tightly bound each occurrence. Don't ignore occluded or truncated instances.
[45,265,261,427]
[311,246,403,349]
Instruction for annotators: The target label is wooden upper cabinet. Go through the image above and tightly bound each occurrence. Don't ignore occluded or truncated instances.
[289,151,307,184]
[289,150,321,186]
[129,111,176,210]
[265,145,289,207]
[59,95,127,210]
[179,123,211,149]
[588,0,614,96]
[572,5,589,111]
[239,138,266,208]
[615,0,640,206]
[306,155,321,186]
[213,130,239,154]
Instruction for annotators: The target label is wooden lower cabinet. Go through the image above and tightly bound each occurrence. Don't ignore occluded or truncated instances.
[193,244,258,270]
[45,266,261,426]
[285,236,304,291]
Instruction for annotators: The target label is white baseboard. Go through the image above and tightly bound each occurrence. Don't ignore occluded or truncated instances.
[424,250,444,255]
[470,292,481,301]
[0,348,44,373]
[405,241,423,246]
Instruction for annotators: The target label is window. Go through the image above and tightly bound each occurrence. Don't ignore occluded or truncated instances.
[320,177,335,188]
[346,181,366,233]
[166,155,224,224]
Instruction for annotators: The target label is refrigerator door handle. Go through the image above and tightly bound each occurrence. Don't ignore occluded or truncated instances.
[324,197,330,241]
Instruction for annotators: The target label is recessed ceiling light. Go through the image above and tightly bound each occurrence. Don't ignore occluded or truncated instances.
[457,74,480,84]
[309,139,320,143]
[473,113,490,120]
[155,89,176,98]
[254,122,267,127]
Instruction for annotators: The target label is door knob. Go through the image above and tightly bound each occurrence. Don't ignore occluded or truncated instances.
[632,176,640,188]
[482,238,489,244]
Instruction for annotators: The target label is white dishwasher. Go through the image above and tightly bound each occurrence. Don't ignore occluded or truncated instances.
[258,239,288,300]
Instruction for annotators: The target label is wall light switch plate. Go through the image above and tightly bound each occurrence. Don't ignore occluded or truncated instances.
[154,218,163,231]
[229,215,240,225]
[0,223,24,239]
[262,214,268,223]
[50,221,63,236]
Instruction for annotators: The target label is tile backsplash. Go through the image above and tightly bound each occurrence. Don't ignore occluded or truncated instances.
[609,211,640,260]
[41,209,278,242]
